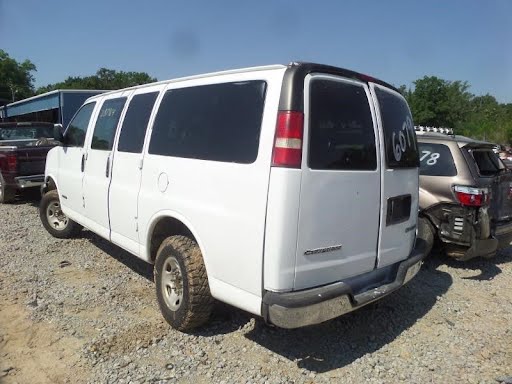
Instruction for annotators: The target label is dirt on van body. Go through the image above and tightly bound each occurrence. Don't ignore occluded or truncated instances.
[1,198,511,383]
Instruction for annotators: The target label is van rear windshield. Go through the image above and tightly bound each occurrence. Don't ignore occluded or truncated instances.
[374,86,419,168]
[308,78,377,170]
[418,143,457,176]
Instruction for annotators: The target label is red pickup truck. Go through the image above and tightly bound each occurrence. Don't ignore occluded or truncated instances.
[0,122,60,203]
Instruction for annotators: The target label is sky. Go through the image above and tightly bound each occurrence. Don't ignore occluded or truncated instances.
[0,0,511,103]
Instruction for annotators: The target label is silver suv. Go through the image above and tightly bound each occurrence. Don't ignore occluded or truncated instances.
[416,127,512,260]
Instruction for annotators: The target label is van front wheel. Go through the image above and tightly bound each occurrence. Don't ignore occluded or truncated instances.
[154,235,213,331]
[39,190,82,238]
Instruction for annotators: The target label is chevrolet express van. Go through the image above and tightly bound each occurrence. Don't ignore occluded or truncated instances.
[40,62,426,330]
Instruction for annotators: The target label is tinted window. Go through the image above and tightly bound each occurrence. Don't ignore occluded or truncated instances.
[149,81,266,163]
[91,98,126,150]
[375,87,419,168]
[419,143,457,176]
[65,103,95,147]
[471,150,505,176]
[308,79,376,170]
[118,92,158,153]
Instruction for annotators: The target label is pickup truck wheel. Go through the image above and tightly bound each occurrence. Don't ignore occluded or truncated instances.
[154,235,213,331]
[417,217,434,257]
[0,174,16,203]
[39,190,82,238]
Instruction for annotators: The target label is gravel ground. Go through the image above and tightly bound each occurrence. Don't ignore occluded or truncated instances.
[1,196,511,384]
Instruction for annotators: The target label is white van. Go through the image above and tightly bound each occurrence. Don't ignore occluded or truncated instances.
[40,62,426,330]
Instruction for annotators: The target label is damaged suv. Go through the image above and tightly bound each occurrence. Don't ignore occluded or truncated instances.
[416,127,512,260]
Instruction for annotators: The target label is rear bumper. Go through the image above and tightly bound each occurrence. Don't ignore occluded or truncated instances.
[262,240,427,329]
[14,174,44,189]
[424,204,503,260]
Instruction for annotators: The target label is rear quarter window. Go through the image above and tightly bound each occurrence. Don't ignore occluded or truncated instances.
[374,86,418,168]
[418,143,457,176]
[149,81,267,163]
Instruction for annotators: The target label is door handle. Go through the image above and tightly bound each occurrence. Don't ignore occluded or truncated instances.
[81,154,85,172]
[106,157,111,178]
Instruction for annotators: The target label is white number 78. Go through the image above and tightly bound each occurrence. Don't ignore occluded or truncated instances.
[421,150,440,165]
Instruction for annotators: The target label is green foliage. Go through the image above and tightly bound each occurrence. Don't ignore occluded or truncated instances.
[406,76,472,128]
[0,49,37,102]
[36,68,157,94]
[402,76,512,144]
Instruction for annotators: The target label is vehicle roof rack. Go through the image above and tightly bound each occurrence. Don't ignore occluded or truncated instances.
[415,126,454,135]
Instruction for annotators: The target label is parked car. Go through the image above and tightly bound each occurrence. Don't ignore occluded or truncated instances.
[0,122,60,203]
[416,127,512,260]
[40,62,426,330]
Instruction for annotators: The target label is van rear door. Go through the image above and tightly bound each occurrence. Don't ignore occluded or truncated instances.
[294,74,381,290]
[370,84,419,268]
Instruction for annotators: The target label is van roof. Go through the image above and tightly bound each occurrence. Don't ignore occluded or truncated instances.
[85,62,399,104]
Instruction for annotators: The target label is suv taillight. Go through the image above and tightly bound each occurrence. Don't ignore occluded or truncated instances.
[454,185,489,207]
[6,153,17,172]
[272,111,304,168]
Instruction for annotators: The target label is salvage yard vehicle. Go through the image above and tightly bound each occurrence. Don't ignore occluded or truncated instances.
[0,122,60,203]
[416,127,512,260]
[40,62,426,330]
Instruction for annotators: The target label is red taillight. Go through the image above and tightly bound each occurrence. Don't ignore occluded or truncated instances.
[454,185,489,207]
[272,111,304,168]
[6,153,17,172]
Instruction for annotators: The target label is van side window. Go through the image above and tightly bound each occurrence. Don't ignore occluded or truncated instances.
[308,79,377,170]
[64,102,96,147]
[91,98,127,151]
[149,81,267,163]
[375,87,419,168]
[117,92,158,153]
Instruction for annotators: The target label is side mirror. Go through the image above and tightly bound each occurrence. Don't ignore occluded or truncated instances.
[53,124,65,144]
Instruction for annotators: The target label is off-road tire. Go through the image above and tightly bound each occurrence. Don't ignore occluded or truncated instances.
[417,216,435,257]
[0,173,15,203]
[154,235,214,331]
[39,190,82,238]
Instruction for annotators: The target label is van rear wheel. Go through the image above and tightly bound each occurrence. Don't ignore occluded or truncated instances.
[154,235,213,331]
[39,190,82,238]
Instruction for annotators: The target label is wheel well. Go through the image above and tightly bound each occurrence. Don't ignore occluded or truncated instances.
[43,177,57,193]
[149,217,195,263]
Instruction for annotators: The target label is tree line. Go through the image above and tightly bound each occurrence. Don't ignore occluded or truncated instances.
[400,77,512,144]
[0,49,155,102]
[1,49,511,144]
